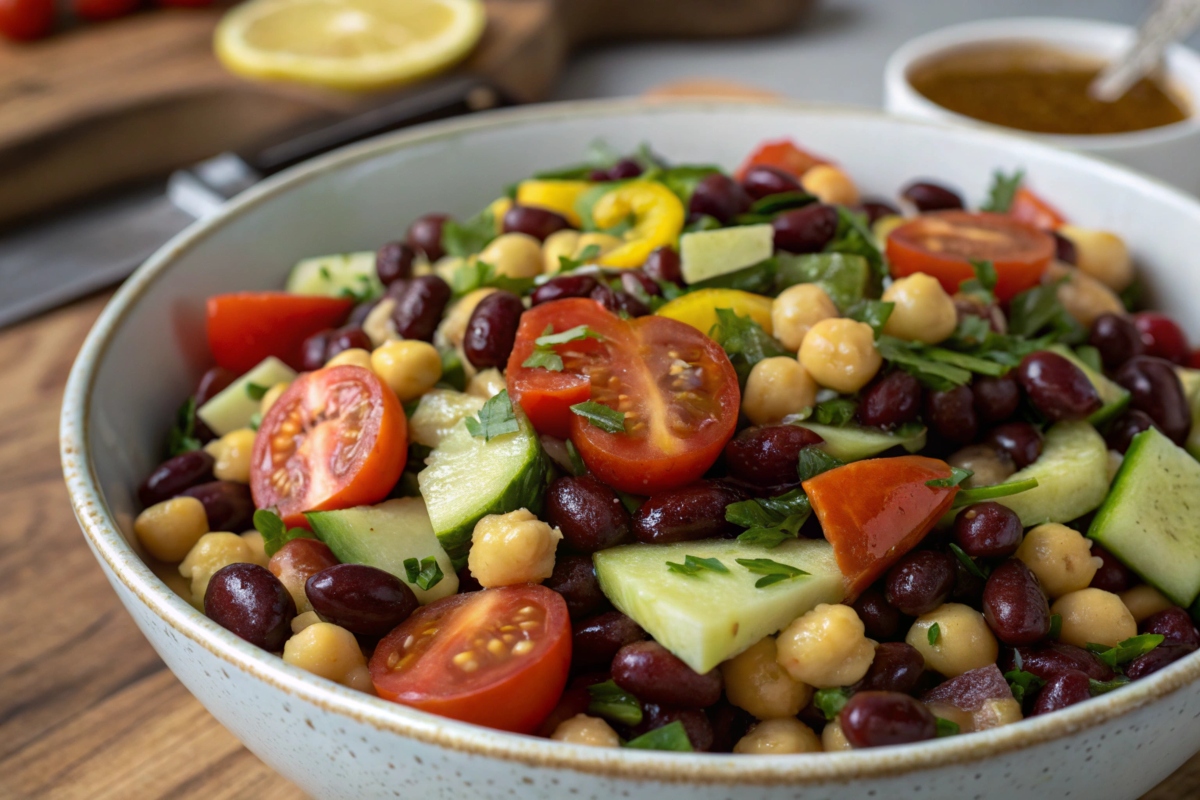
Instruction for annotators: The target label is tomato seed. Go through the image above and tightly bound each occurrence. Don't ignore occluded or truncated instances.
[513,640,535,656]
[487,639,505,656]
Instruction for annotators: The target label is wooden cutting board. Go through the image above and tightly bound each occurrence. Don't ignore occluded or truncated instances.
[0,0,814,228]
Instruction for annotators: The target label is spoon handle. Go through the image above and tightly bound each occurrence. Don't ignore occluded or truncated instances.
[1090,0,1200,102]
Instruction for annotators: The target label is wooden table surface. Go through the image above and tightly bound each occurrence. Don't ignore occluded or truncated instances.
[2,292,1199,800]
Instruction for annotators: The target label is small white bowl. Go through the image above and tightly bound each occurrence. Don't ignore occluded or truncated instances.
[884,18,1200,194]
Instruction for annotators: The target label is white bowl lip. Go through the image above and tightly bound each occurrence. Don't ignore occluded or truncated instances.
[883,16,1200,150]
[60,97,1200,785]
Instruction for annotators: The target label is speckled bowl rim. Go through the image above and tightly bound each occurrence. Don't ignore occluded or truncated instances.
[60,98,1200,786]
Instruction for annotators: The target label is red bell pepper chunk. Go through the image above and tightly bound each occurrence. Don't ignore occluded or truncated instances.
[205,292,353,375]
[802,455,960,600]
[735,138,829,182]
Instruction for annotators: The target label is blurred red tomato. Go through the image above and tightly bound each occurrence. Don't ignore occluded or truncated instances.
[0,0,54,40]
[72,0,139,21]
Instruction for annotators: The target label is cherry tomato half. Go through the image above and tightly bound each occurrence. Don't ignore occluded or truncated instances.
[1009,186,1067,230]
[369,586,571,734]
[206,292,353,375]
[735,138,828,181]
[886,211,1055,302]
[0,0,54,41]
[250,365,406,527]
[506,298,740,495]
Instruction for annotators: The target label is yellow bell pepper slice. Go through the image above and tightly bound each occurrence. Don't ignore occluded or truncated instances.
[591,181,685,269]
[656,289,775,339]
[515,180,592,227]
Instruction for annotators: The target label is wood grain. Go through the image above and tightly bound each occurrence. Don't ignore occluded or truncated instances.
[0,294,1195,799]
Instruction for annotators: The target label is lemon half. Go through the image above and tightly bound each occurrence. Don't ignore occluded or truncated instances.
[215,0,486,92]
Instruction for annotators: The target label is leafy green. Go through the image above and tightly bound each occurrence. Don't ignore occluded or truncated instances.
[775,253,870,312]
[254,509,315,557]
[813,687,851,720]
[926,467,973,488]
[684,214,723,233]
[728,489,812,548]
[921,346,1009,377]
[1049,613,1062,640]
[657,165,721,208]
[1089,676,1131,696]
[746,191,816,216]
[570,400,626,434]
[556,244,603,273]
[624,721,693,752]
[1004,667,1046,704]
[666,555,730,577]
[438,346,467,391]
[1075,345,1103,374]
[588,680,644,726]
[846,300,894,337]
[928,622,942,645]
[244,382,268,401]
[403,556,444,591]
[949,542,990,580]
[465,390,521,442]
[960,260,998,305]
[441,209,496,258]
[248,411,262,432]
[935,718,961,737]
[565,439,587,477]
[797,446,844,482]
[825,207,885,284]
[1007,281,1086,344]
[708,307,791,384]
[522,324,605,372]
[735,557,810,588]
[876,336,972,390]
[167,396,203,457]
[1086,634,1164,670]
[812,398,858,426]
[952,477,1039,507]
[450,259,536,298]
[689,258,777,295]
[980,169,1024,213]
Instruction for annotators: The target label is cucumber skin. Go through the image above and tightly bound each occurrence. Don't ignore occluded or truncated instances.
[997,421,1109,527]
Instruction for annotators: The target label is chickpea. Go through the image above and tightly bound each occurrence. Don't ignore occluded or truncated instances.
[240,530,269,568]
[821,717,852,751]
[467,367,507,399]
[468,508,562,588]
[882,273,958,345]
[721,637,812,720]
[134,496,209,563]
[362,297,399,348]
[435,288,496,350]
[973,697,1023,731]
[260,382,291,416]
[543,230,581,274]
[282,622,368,686]
[207,428,256,483]
[550,714,620,747]
[947,444,1015,489]
[370,340,442,402]
[798,318,882,393]
[291,610,321,634]
[1015,523,1101,599]
[1046,262,1125,329]
[906,603,998,678]
[801,164,859,206]
[344,664,376,694]
[1120,585,1174,623]
[325,347,372,370]
[1058,225,1133,292]
[776,603,876,688]
[742,357,818,425]
[733,718,822,755]
[178,532,256,607]
[771,283,839,351]
[1052,588,1137,649]
[480,232,543,279]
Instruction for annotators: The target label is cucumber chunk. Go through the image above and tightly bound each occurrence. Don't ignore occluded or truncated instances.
[286,252,382,300]
[996,421,1109,527]
[679,224,774,284]
[417,411,549,561]
[307,498,458,604]
[408,390,485,448]
[1089,427,1200,607]
[1048,345,1130,426]
[593,539,845,673]
[196,357,296,436]
[792,422,926,462]
[1176,367,1200,460]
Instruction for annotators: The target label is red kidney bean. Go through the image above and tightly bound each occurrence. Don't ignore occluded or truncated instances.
[1089,313,1144,370]
[1114,355,1190,444]
[305,564,418,637]
[139,450,216,507]
[205,563,296,651]
[543,555,610,620]
[772,204,839,253]
[689,173,751,224]
[707,700,757,753]
[1105,409,1156,454]
[591,158,644,182]
[268,538,339,607]
[376,241,415,285]
[951,556,987,605]
[953,502,1023,559]
[572,611,646,671]
[406,213,449,261]
[544,474,632,553]
[972,373,1021,425]
[503,205,571,241]
[530,274,599,306]
[180,481,254,532]
[588,283,649,318]
[1017,351,1102,422]
[900,181,964,212]
[1052,231,1078,265]
[741,165,802,200]
[857,199,900,225]
[983,559,1051,645]
[300,329,334,371]
[611,641,722,708]
[463,290,524,369]
[620,270,661,298]
[389,275,451,342]
[348,299,380,328]
[853,586,907,641]
[196,366,237,406]
[326,326,372,361]
[885,550,956,617]
[1125,643,1198,680]
[722,424,824,486]
[857,642,925,694]
[1031,669,1091,715]
[1141,607,1200,648]
[632,704,715,751]
[841,691,937,748]
[986,421,1043,469]
[642,246,683,284]
[1001,642,1115,681]
[1134,312,1189,364]
[1089,545,1133,593]
[857,371,922,429]
[925,384,978,445]
[632,481,746,544]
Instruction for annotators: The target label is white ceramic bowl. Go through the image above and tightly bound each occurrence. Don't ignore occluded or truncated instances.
[62,100,1200,800]
[884,18,1200,194]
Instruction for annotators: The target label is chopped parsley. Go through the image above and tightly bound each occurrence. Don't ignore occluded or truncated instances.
[935,717,961,737]
[727,489,811,548]
[734,557,810,588]
[450,259,536,298]
[465,390,521,442]
[959,259,998,304]
[569,400,626,434]
[813,687,851,720]
[952,477,1039,507]
[1086,634,1165,670]
[949,542,990,580]
[564,439,588,477]
[928,622,942,646]
[811,398,858,427]
[875,336,972,390]
[521,324,604,372]
[244,382,268,401]
[1048,613,1062,640]
[845,299,894,337]
[557,244,602,273]
[666,555,730,577]
[1007,281,1085,344]
[166,396,203,457]
[926,467,973,488]
[441,209,496,258]
[587,680,643,726]
[980,169,1025,214]
[253,508,315,557]
[708,307,791,384]
[403,556,444,591]
[623,720,693,752]
[825,207,885,283]
[797,446,844,482]
[1004,666,1045,705]
[1089,676,1131,696]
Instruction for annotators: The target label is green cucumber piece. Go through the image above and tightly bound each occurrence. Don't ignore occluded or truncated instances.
[996,420,1109,526]
[792,422,926,462]
[196,357,296,436]
[679,224,775,284]
[594,539,845,674]
[774,253,870,312]
[1048,345,1130,426]
[1089,427,1200,607]
[417,411,549,561]
[286,252,383,300]
[306,498,458,604]
[408,390,485,448]
[1176,368,1200,460]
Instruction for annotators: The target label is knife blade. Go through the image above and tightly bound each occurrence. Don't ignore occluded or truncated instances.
[0,74,503,330]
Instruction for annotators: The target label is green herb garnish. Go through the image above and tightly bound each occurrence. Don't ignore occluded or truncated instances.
[949,542,990,580]
[959,259,999,304]
[403,556,445,591]
[825,207,884,283]
[450,258,535,298]
[1089,676,1131,696]
[935,718,961,737]
[735,557,810,588]
[813,687,851,720]
[521,324,605,371]
[254,508,315,557]
[441,209,496,258]
[465,389,521,442]
[812,398,858,427]
[167,396,203,457]
[1048,613,1063,640]
[557,244,603,273]
[708,307,791,384]
[876,336,972,390]
[587,680,643,726]
[570,400,626,434]
[797,446,844,483]
[952,477,1039,507]
[926,467,973,488]
[928,622,942,645]
[980,169,1024,214]
[846,299,894,337]
[666,555,730,577]
[623,720,693,752]
[1086,634,1165,670]
[728,489,812,548]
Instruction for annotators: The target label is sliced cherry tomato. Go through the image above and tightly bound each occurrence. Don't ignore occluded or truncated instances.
[1009,186,1067,230]
[0,0,54,40]
[250,365,406,527]
[1134,312,1190,364]
[72,0,138,20]
[206,292,352,375]
[369,586,571,734]
[506,298,740,495]
[735,138,828,181]
[886,211,1055,302]
[802,455,959,599]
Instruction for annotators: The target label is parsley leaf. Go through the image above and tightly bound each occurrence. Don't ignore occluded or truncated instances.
[624,720,693,752]
[565,439,587,477]
[727,489,812,548]
[980,169,1025,213]
[450,259,535,298]
[708,307,791,384]
[746,190,817,216]
[797,446,844,482]
[570,400,626,434]
[254,508,314,557]
[952,477,1039,507]
[587,680,643,726]
[928,622,942,645]
[774,252,871,312]
[441,209,496,258]
[949,542,990,580]
[960,259,998,302]
[666,555,730,577]
[1004,667,1045,704]
[921,346,1009,377]
[1086,634,1165,669]
[813,687,851,720]
[1007,281,1086,344]
[658,165,722,208]
[557,244,603,273]
[926,467,973,488]
[825,207,885,284]
[935,717,961,737]
[245,382,268,401]
[465,390,521,442]
[684,214,723,233]
[876,336,972,390]
[1049,613,1062,640]
[812,398,858,426]
[1089,676,1131,696]
[735,557,810,588]
[167,396,203,457]
[248,411,263,432]
[846,299,895,337]
[521,324,604,371]
[403,556,444,591]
